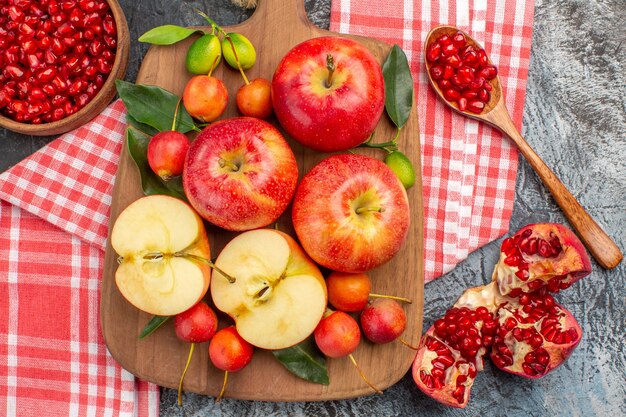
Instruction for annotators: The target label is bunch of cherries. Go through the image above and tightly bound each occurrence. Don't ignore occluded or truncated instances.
[0,0,117,124]
[426,31,497,114]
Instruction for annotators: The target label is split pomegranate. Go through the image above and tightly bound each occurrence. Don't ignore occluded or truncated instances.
[493,223,592,297]
[0,0,117,124]
[426,30,497,114]
[413,223,591,408]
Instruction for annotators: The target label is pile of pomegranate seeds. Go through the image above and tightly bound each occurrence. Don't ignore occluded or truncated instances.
[0,0,117,124]
[426,31,497,114]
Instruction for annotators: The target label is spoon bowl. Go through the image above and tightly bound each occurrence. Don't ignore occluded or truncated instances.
[424,25,622,269]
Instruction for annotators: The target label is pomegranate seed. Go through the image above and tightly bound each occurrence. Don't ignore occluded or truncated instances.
[437,34,452,46]
[466,99,485,114]
[442,43,458,57]
[426,41,442,62]
[4,64,25,79]
[457,66,475,84]
[457,97,468,111]
[478,49,489,66]
[462,49,478,67]
[437,79,452,90]
[96,57,111,74]
[79,0,98,13]
[430,65,443,80]
[102,17,116,36]
[445,54,462,68]
[8,6,26,23]
[452,31,466,48]
[443,88,461,101]
[462,90,478,100]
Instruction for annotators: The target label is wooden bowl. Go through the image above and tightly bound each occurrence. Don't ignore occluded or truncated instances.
[0,0,130,137]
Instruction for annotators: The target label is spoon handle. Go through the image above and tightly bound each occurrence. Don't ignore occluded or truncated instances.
[485,103,623,269]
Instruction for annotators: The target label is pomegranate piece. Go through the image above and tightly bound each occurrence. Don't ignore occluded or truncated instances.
[413,331,478,408]
[426,30,498,113]
[490,288,582,378]
[493,223,592,296]
[412,283,499,408]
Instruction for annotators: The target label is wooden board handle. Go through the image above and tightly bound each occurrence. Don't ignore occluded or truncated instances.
[488,103,623,269]
[248,0,310,30]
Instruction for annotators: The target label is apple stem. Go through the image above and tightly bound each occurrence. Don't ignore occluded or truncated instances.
[398,337,419,350]
[218,158,240,172]
[347,354,383,394]
[369,293,412,304]
[325,54,335,88]
[216,371,229,402]
[177,342,196,406]
[355,206,385,214]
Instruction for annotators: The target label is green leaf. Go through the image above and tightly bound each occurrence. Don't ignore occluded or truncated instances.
[272,337,329,385]
[140,315,170,339]
[115,80,196,133]
[127,128,188,201]
[138,25,203,45]
[382,44,414,129]
[126,114,159,137]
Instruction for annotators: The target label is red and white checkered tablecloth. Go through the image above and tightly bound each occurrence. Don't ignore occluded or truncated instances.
[331,0,534,281]
[0,101,159,416]
[0,0,534,415]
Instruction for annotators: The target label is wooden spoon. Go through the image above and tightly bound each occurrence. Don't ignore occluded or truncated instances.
[424,25,622,269]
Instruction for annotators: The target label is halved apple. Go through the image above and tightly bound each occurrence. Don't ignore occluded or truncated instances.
[111,195,211,316]
[210,229,327,350]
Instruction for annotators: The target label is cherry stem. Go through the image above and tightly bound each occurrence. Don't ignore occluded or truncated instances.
[325,54,335,88]
[207,54,220,77]
[216,371,229,402]
[355,206,385,214]
[177,342,196,406]
[369,293,412,304]
[195,9,225,36]
[348,354,383,394]
[398,337,419,350]
[171,98,182,131]
[225,35,249,85]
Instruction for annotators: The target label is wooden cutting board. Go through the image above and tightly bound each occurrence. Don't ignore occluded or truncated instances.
[101,0,424,401]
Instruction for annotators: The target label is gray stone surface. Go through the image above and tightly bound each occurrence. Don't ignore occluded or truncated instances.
[2,0,624,415]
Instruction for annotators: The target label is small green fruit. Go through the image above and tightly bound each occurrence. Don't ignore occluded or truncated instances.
[385,151,416,189]
[186,33,222,75]
[221,33,256,70]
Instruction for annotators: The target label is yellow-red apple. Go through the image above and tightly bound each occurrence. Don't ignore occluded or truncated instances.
[292,153,410,273]
[210,229,327,350]
[183,117,298,231]
[110,195,211,316]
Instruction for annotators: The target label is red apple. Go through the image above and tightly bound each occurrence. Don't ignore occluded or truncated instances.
[183,117,298,231]
[292,153,410,273]
[271,36,385,152]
